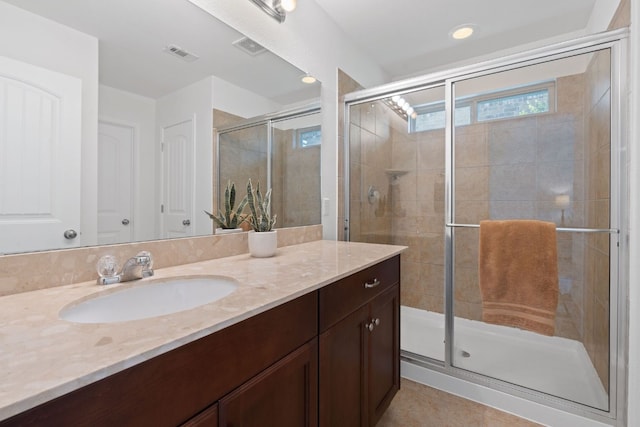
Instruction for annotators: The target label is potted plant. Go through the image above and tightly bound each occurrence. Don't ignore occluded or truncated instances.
[204,180,248,234]
[246,179,278,257]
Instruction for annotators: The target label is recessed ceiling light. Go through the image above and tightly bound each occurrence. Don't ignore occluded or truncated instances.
[301,73,317,84]
[450,24,475,40]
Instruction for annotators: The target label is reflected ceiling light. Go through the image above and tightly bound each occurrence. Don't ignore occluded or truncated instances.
[450,24,475,40]
[391,95,400,102]
[249,0,291,23]
[280,0,297,12]
[301,73,317,84]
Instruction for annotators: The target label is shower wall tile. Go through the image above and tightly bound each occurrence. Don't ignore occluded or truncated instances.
[360,103,377,134]
[537,120,578,162]
[416,212,445,235]
[489,163,536,201]
[391,138,418,171]
[455,127,488,167]
[422,263,445,300]
[456,166,490,201]
[454,229,479,269]
[489,200,535,220]
[417,171,445,216]
[420,233,445,266]
[455,200,489,223]
[417,131,445,170]
[581,44,612,389]
[487,118,537,164]
[395,172,418,203]
[556,74,586,114]
[536,160,575,201]
[455,266,481,305]
[400,260,423,308]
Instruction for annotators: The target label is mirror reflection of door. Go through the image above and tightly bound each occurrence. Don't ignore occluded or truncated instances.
[161,119,194,238]
[0,56,82,253]
[97,120,134,245]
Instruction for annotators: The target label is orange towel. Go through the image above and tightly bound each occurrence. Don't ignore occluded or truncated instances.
[478,220,559,336]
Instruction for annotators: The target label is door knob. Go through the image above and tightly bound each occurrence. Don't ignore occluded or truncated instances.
[122,219,130,225]
[63,229,78,239]
[183,219,191,226]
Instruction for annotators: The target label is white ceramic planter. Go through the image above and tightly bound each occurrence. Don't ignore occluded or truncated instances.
[215,228,243,235]
[248,230,277,258]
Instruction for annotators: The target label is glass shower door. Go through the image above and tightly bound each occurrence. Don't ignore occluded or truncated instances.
[449,50,614,410]
[218,122,270,203]
[347,85,447,363]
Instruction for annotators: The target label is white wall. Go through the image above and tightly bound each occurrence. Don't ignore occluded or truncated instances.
[211,76,282,119]
[188,0,389,240]
[98,85,157,242]
[0,1,99,246]
[156,77,214,238]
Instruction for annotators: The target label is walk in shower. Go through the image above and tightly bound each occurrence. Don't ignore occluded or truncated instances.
[343,30,627,423]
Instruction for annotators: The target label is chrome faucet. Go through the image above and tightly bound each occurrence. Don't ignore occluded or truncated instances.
[96,252,154,285]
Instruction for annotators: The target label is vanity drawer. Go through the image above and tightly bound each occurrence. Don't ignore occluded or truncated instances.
[319,255,399,332]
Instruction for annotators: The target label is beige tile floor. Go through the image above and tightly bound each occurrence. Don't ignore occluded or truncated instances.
[378,379,543,427]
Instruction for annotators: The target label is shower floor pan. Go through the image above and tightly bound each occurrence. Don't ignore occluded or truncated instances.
[401,306,608,410]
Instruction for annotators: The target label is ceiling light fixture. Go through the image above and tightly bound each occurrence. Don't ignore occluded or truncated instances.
[301,73,317,84]
[280,0,297,12]
[248,0,296,23]
[450,24,475,40]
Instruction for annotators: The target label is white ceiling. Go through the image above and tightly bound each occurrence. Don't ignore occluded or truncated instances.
[3,0,618,102]
[314,0,602,79]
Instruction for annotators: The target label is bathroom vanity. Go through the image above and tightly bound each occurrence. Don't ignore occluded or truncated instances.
[0,241,403,426]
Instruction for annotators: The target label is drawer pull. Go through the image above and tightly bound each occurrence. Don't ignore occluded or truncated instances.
[364,278,381,289]
[374,318,380,326]
[365,322,375,332]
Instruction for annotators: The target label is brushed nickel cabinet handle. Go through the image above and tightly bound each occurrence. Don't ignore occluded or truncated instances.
[364,278,381,289]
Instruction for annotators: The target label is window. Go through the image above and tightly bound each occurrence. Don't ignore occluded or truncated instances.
[297,126,321,148]
[412,105,471,132]
[409,82,554,133]
[476,89,550,122]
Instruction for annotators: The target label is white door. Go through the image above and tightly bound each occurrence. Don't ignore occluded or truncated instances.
[0,56,82,254]
[97,121,134,245]
[161,119,194,238]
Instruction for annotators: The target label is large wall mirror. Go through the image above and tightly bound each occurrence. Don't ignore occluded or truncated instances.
[0,0,321,255]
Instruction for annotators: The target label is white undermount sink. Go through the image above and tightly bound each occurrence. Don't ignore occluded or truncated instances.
[59,276,238,324]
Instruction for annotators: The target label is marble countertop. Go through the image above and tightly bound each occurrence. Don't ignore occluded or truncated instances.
[0,240,405,421]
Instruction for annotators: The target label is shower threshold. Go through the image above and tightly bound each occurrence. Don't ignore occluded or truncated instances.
[401,306,608,410]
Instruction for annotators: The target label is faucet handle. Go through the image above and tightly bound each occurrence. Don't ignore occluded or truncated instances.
[96,255,121,285]
[136,251,154,278]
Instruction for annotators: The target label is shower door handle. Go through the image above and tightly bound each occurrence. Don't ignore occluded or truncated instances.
[364,278,381,289]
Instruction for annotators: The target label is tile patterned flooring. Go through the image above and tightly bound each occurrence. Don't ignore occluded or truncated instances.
[377,379,543,427]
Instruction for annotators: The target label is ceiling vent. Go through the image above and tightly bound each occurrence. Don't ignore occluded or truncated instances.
[232,37,267,56]
[163,44,199,62]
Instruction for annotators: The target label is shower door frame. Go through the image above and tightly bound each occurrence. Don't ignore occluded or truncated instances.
[343,29,629,424]
[215,103,321,214]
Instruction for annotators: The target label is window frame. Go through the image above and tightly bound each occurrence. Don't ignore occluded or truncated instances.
[409,80,556,133]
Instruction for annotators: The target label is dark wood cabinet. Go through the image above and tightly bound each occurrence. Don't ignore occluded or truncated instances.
[1,256,400,427]
[219,339,318,427]
[318,256,400,427]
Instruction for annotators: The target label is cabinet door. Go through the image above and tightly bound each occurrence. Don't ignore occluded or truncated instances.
[181,404,218,427]
[219,339,318,427]
[368,284,400,426]
[319,304,369,427]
